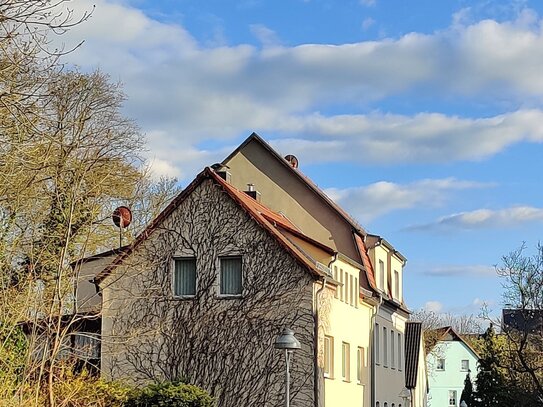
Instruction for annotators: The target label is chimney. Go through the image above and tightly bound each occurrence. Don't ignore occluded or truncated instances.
[211,163,231,183]
[244,183,261,202]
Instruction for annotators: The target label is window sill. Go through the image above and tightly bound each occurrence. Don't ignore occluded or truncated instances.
[217,294,243,299]
[172,295,195,300]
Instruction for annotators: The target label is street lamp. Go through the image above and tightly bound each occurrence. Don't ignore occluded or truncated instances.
[274,328,301,407]
[399,387,411,407]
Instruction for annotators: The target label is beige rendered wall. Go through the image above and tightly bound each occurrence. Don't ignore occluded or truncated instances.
[224,141,361,262]
[321,258,373,407]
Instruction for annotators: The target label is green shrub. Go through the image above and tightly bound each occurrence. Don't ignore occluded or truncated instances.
[125,381,215,407]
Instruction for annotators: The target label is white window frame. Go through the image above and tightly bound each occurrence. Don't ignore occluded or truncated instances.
[391,330,395,369]
[218,256,243,297]
[357,346,365,385]
[437,358,446,371]
[379,260,385,291]
[449,390,457,406]
[394,270,400,300]
[342,342,351,382]
[383,327,388,367]
[397,333,402,371]
[172,257,197,298]
[461,359,469,371]
[375,323,380,365]
[324,335,334,378]
[334,266,339,299]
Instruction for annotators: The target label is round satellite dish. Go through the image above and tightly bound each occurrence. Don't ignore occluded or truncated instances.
[112,206,132,228]
[284,154,299,168]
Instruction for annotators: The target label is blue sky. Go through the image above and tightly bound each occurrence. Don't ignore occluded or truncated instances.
[59,0,543,318]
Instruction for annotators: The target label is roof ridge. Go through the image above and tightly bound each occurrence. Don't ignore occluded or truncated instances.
[95,167,334,284]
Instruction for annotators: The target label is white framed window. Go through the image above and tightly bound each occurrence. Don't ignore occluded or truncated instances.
[343,272,351,304]
[340,269,344,301]
[397,333,402,371]
[383,327,388,367]
[375,323,380,365]
[394,270,399,300]
[461,359,469,371]
[334,266,339,299]
[391,330,395,369]
[173,258,196,297]
[342,342,351,381]
[324,335,334,378]
[357,346,365,384]
[437,358,445,371]
[449,390,457,406]
[379,260,385,291]
[219,256,242,296]
[354,277,358,308]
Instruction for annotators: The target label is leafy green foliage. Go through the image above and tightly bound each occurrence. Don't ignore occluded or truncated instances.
[125,381,215,407]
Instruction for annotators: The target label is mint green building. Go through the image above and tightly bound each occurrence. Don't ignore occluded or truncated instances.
[426,327,479,407]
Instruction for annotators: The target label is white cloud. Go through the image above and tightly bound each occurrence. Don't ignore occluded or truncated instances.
[360,0,376,7]
[269,109,543,165]
[362,18,375,31]
[424,301,443,313]
[408,206,543,231]
[51,1,543,179]
[324,178,492,222]
[423,265,496,277]
[250,24,280,46]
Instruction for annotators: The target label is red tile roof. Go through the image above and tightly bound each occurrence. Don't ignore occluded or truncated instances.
[95,167,335,284]
[354,233,377,291]
[223,133,378,294]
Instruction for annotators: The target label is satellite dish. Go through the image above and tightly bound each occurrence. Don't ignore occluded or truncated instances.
[284,154,299,168]
[112,206,132,229]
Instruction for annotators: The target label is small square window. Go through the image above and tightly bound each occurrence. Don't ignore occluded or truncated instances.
[461,359,469,371]
[173,258,196,296]
[220,257,242,296]
[437,358,445,371]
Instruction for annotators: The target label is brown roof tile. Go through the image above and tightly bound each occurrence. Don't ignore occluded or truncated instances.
[95,167,335,284]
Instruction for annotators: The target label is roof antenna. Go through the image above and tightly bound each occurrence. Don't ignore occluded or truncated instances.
[112,206,132,248]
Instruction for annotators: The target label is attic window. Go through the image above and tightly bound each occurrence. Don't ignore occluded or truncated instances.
[220,257,242,296]
[173,258,196,297]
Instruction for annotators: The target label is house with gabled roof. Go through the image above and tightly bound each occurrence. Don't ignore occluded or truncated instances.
[80,133,416,406]
[426,326,479,407]
[222,133,412,406]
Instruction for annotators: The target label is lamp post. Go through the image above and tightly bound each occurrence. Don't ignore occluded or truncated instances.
[274,328,301,407]
[399,387,412,407]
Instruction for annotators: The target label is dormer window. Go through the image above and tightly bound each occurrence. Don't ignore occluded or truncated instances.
[394,270,400,300]
[379,260,385,292]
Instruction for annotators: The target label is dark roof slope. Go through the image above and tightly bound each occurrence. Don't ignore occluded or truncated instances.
[502,308,543,334]
[405,321,423,389]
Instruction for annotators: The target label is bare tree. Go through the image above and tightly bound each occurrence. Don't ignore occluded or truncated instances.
[495,243,543,402]
[411,309,482,354]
